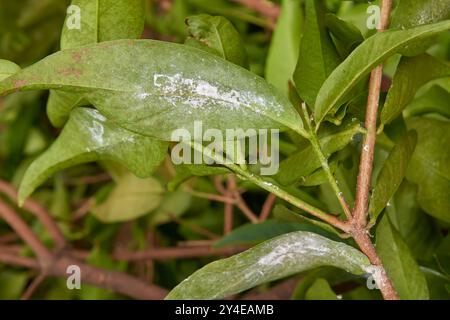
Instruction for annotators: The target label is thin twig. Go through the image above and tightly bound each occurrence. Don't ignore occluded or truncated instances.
[113,245,246,261]
[184,187,236,204]
[259,193,276,222]
[230,0,280,20]
[228,176,259,223]
[0,197,167,299]
[223,178,234,234]
[168,212,220,239]
[0,180,66,249]
[0,199,52,263]
[20,273,46,300]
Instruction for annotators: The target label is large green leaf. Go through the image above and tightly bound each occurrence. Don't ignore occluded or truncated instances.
[376,215,430,300]
[380,54,450,125]
[61,0,145,48]
[386,181,442,260]
[305,278,338,300]
[213,220,336,248]
[48,0,145,127]
[0,59,20,81]
[369,131,417,225]
[18,108,168,203]
[293,0,339,108]
[276,119,361,185]
[166,231,370,299]
[391,0,450,30]
[91,173,163,223]
[265,0,302,96]
[406,118,450,222]
[185,14,248,68]
[404,84,450,119]
[314,20,450,124]
[0,39,306,138]
[390,0,450,56]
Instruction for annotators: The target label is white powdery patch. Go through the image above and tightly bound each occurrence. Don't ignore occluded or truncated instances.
[85,110,135,146]
[87,119,105,146]
[257,236,331,267]
[152,73,281,114]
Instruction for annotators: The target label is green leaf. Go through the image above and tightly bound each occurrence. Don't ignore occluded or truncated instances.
[213,220,334,248]
[325,14,363,58]
[272,204,340,237]
[0,271,28,299]
[390,0,450,56]
[0,39,307,138]
[61,0,145,49]
[0,59,20,81]
[46,90,85,127]
[166,231,371,299]
[404,84,450,119]
[265,0,302,96]
[314,20,450,124]
[380,54,450,125]
[305,278,338,300]
[406,117,450,222]
[18,108,168,203]
[185,14,248,68]
[293,0,339,108]
[392,0,450,30]
[149,190,192,226]
[168,164,229,191]
[276,119,360,185]
[386,181,442,260]
[91,173,163,223]
[369,131,417,225]
[376,215,430,300]
[48,0,145,127]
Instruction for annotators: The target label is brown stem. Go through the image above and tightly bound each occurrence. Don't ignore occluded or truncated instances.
[228,176,259,223]
[229,0,280,20]
[350,0,399,300]
[0,197,167,299]
[168,212,220,239]
[21,273,46,300]
[0,252,167,300]
[0,199,52,263]
[223,178,235,234]
[259,193,276,222]
[0,179,67,249]
[352,230,398,300]
[113,245,246,261]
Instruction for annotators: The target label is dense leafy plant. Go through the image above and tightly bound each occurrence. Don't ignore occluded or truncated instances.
[0,0,449,300]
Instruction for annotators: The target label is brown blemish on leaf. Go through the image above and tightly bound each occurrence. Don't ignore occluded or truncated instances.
[13,79,28,89]
[57,67,83,78]
[72,52,82,62]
